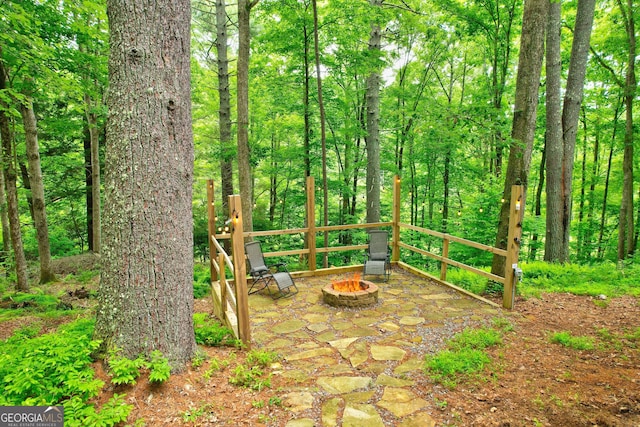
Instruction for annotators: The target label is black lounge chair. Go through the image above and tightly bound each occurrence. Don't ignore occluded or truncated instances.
[363,230,391,281]
[245,241,298,299]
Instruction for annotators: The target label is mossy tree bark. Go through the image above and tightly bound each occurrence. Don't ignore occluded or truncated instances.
[95,0,196,369]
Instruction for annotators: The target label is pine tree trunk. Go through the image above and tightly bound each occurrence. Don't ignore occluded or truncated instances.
[20,96,55,283]
[491,0,547,277]
[95,0,196,369]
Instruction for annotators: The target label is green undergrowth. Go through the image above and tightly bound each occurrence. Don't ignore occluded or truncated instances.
[439,260,640,299]
[193,263,212,299]
[199,349,279,391]
[425,318,511,388]
[518,261,640,298]
[0,289,80,322]
[194,312,241,347]
[549,326,640,352]
[0,318,132,426]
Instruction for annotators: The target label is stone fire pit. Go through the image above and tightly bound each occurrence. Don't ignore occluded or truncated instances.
[322,278,379,307]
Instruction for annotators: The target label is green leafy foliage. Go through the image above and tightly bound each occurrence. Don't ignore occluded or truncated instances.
[107,348,172,385]
[246,349,279,367]
[107,348,147,386]
[193,312,239,347]
[148,350,171,383]
[193,263,211,299]
[0,318,132,426]
[520,261,640,298]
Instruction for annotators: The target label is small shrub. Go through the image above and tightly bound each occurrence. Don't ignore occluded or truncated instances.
[148,350,171,383]
[246,349,279,367]
[108,348,147,386]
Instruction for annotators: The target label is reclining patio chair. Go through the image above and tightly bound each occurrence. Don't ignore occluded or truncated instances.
[245,241,298,299]
[363,230,391,281]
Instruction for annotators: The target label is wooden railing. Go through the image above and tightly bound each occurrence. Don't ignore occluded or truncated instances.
[206,177,524,346]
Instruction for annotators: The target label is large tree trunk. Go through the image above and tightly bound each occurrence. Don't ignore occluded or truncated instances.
[545,0,595,263]
[84,93,101,253]
[236,0,258,234]
[617,0,636,260]
[95,0,196,369]
[20,95,55,283]
[544,0,563,262]
[559,0,596,261]
[365,0,383,224]
[216,0,233,218]
[491,0,548,277]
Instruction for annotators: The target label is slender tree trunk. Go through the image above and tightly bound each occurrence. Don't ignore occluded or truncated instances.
[530,141,545,261]
[84,126,93,252]
[216,0,233,219]
[0,165,10,255]
[491,0,548,277]
[365,0,383,224]
[576,111,588,260]
[95,0,196,368]
[312,0,329,268]
[20,95,55,283]
[598,135,616,259]
[84,93,101,253]
[0,61,28,290]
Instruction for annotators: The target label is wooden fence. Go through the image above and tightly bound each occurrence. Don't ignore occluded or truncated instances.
[206,176,524,346]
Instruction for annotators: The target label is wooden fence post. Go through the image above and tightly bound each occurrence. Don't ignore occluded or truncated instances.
[229,195,251,347]
[440,238,449,281]
[503,185,524,309]
[392,175,401,262]
[207,179,218,282]
[306,176,317,271]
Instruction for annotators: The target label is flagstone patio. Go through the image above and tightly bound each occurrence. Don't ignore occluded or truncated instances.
[248,266,504,426]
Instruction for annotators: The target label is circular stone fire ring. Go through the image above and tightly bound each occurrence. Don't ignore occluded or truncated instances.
[322,279,379,308]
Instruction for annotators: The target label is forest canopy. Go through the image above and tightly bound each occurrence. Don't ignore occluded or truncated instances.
[0,0,637,275]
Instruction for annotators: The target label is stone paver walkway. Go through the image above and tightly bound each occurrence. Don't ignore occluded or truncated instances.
[249,267,502,426]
